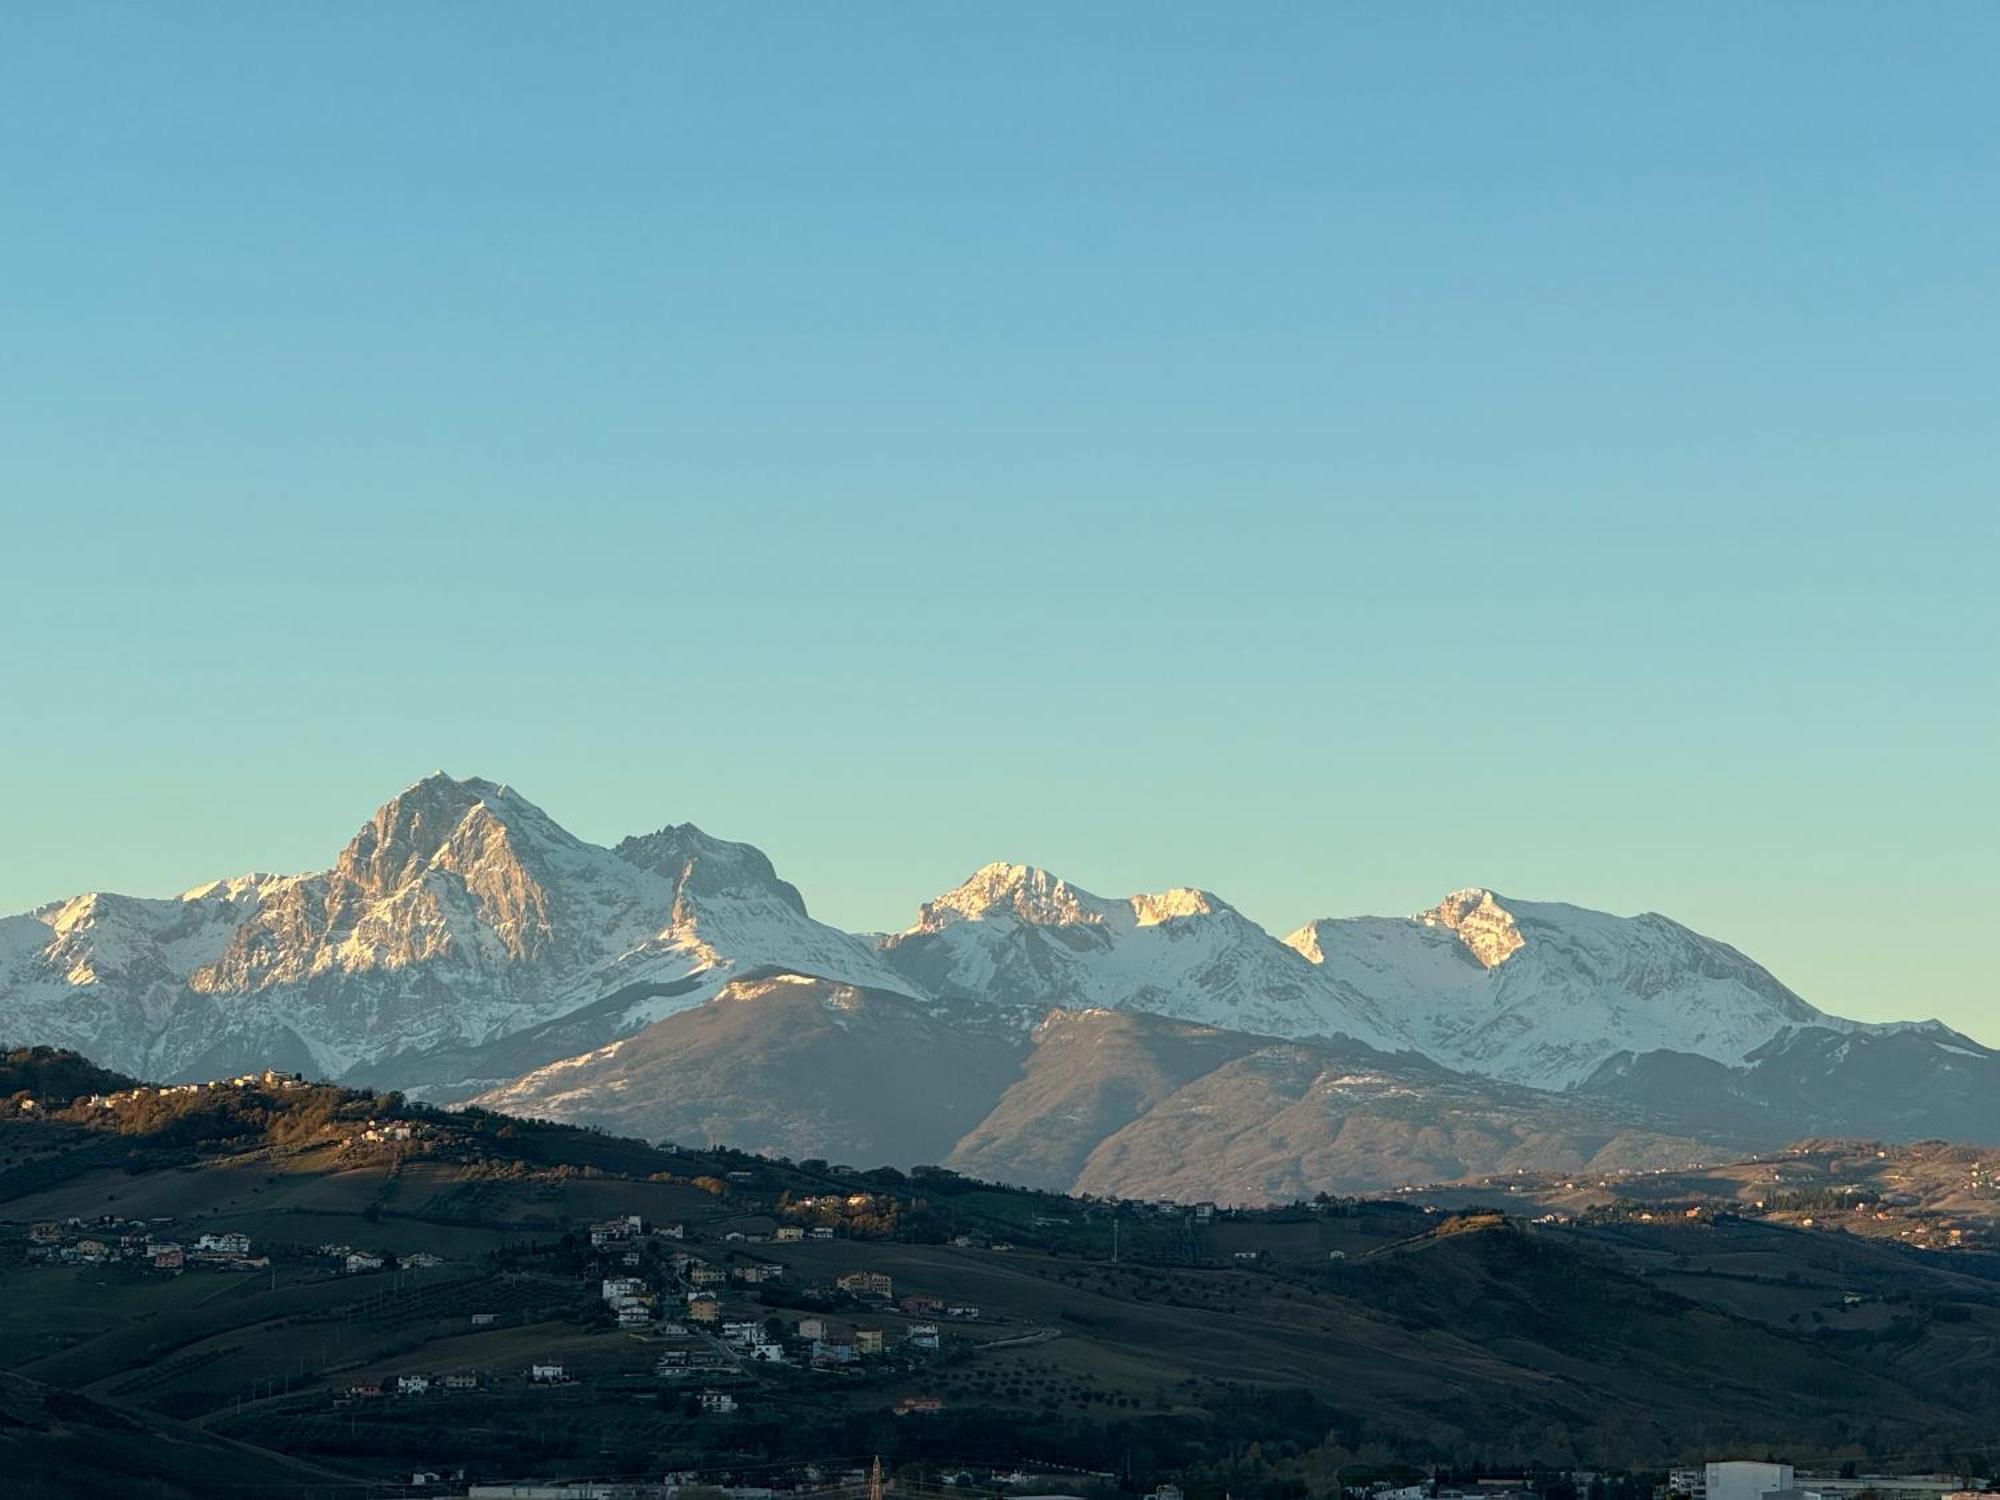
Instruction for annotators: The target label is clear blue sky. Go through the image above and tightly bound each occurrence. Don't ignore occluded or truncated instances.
[2,5,1994,1042]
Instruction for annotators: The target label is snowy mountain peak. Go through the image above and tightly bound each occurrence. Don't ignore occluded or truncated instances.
[1416,888,1525,969]
[880,867,1400,1048]
[1290,889,1835,1088]
[0,774,909,1084]
[912,863,1116,932]
[336,772,572,900]
[1129,887,1230,925]
[612,823,809,919]
[911,864,1235,936]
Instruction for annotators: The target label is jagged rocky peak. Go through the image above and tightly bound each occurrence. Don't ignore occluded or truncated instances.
[914,862,1114,930]
[612,823,809,918]
[336,772,564,897]
[913,863,1232,933]
[1417,887,1526,968]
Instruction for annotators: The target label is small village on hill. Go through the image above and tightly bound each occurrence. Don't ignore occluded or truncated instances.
[3,1056,1999,1499]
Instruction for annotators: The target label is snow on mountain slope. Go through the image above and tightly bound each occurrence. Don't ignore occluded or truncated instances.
[0,877,295,1060]
[1579,1021,2000,1144]
[610,824,906,1018]
[0,774,901,1083]
[4,780,1981,1169]
[1287,888,1837,1088]
[875,863,1403,1046]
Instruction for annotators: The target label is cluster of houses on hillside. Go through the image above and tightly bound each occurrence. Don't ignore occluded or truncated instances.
[13,1207,467,1282]
[341,1117,434,1149]
[317,1240,444,1275]
[305,1194,992,1422]
[57,1070,311,1117]
[24,1215,264,1271]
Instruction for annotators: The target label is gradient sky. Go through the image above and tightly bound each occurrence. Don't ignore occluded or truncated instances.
[2,5,1994,1043]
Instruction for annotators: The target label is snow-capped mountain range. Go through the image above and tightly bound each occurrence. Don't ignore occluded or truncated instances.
[3,772,1992,1195]
[0,775,901,1085]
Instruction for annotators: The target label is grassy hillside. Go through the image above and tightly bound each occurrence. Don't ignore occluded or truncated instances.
[0,1369,342,1500]
[2,1060,1998,1496]
[1,1045,138,1106]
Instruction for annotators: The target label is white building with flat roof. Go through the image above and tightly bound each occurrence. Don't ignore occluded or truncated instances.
[1707,1460,1795,1500]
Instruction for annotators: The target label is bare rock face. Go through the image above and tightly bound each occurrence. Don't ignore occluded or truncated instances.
[1418,888,1527,968]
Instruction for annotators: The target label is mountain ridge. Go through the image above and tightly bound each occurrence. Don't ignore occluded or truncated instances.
[3,771,1992,1203]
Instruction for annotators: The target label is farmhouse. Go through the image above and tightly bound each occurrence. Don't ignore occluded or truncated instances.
[589,1214,645,1248]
